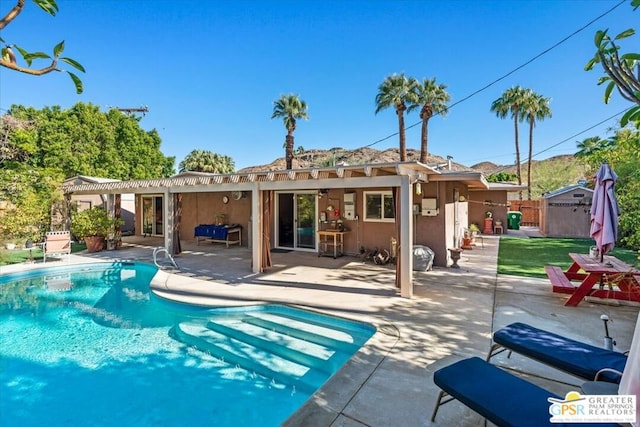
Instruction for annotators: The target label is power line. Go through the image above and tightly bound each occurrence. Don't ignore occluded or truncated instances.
[531,108,629,159]
[363,0,627,149]
[480,107,629,175]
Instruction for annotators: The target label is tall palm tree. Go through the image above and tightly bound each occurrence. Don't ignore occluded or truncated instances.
[375,73,416,161]
[271,94,309,170]
[521,91,552,200]
[408,77,450,163]
[490,86,528,199]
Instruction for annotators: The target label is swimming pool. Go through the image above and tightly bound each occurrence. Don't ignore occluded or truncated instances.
[0,262,375,426]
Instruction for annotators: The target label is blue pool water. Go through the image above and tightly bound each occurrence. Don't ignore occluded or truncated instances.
[0,262,375,426]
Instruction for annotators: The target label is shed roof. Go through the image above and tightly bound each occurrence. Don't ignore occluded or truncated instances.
[543,185,593,199]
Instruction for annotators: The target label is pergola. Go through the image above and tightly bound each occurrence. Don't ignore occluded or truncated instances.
[64,162,490,298]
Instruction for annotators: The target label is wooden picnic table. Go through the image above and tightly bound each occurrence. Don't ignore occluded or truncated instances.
[546,252,640,307]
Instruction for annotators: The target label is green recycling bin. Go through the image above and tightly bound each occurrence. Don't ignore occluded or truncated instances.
[507,211,522,230]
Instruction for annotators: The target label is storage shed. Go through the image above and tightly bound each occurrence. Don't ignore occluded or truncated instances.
[540,185,593,238]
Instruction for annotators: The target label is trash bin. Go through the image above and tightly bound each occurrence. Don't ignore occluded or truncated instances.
[413,245,435,271]
[507,211,522,230]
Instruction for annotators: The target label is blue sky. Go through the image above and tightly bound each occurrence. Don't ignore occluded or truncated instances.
[0,0,636,170]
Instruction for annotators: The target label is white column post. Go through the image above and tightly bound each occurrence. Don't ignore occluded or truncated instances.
[400,175,413,298]
[251,184,261,273]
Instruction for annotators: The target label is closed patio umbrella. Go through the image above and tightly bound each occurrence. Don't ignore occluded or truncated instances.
[589,162,619,262]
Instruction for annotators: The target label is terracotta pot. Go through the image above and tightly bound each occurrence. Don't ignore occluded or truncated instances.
[85,235,105,253]
[461,237,474,250]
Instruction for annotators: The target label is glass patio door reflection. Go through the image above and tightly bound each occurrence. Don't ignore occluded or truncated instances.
[142,195,164,236]
[276,192,316,250]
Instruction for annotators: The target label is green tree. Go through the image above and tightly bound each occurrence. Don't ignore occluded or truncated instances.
[1,103,175,243]
[585,0,640,127]
[491,86,529,198]
[271,94,309,170]
[179,149,235,173]
[408,77,450,163]
[0,0,85,93]
[0,164,64,242]
[375,73,416,162]
[575,129,640,249]
[5,103,175,179]
[576,136,611,167]
[521,90,552,200]
[486,171,517,183]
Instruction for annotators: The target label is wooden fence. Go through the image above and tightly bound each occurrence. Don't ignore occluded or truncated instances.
[509,200,541,227]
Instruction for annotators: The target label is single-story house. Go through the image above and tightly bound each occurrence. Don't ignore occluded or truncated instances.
[62,162,525,298]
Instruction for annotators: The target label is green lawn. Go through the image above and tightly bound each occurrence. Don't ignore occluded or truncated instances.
[0,243,87,266]
[497,237,639,278]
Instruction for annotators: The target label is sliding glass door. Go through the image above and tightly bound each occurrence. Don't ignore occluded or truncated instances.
[276,192,316,250]
[141,195,164,236]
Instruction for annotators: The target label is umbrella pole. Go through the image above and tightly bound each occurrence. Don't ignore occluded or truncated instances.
[600,314,615,350]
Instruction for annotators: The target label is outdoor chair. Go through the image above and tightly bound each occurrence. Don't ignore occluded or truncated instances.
[487,322,627,383]
[42,231,72,263]
[431,357,619,427]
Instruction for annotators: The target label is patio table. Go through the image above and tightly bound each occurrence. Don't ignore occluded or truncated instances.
[547,252,640,307]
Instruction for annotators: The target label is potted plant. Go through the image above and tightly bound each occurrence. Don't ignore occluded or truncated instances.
[71,207,124,252]
[462,229,474,250]
[468,223,480,245]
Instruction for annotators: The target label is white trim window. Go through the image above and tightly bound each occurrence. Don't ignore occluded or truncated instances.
[363,191,395,222]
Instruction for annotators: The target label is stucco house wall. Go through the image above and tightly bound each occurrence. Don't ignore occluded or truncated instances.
[181,192,251,245]
[468,190,508,233]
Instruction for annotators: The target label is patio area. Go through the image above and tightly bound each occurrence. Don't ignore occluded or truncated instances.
[3,230,638,426]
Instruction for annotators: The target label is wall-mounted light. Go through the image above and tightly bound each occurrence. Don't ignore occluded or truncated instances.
[415,182,422,196]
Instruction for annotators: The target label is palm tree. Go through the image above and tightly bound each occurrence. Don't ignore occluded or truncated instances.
[271,94,309,170]
[375,73,416,161]
[408,77,450,163]
[490,86,529,198]
[521,91,552,200]
[179,149,235,173]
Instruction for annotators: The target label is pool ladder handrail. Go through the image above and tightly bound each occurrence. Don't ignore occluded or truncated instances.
[153,246,178,270]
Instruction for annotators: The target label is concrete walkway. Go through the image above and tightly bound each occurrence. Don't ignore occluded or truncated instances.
[2,233,638,426]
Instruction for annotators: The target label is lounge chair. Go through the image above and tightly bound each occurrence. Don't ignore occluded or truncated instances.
[431,357,619,427]
[487,322,627,383]
[42,231,72,263]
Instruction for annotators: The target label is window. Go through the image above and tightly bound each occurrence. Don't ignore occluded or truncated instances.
[363,191,395,222]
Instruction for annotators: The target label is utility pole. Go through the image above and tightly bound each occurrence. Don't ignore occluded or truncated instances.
[116,106,149,117]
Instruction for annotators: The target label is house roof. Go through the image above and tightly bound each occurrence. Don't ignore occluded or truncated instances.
[63,162,495,195]
[64,175,122,185]
[543,185,593,199]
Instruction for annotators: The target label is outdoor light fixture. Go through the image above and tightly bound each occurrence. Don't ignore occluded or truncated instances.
[415,182,422,196]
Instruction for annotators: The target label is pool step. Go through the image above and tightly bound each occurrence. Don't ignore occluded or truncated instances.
[205,320,337,373]
[241,315,360,354]
[245,310,371,345]
[171,321,325,394]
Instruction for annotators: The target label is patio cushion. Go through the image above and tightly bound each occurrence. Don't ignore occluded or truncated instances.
[433,357,619,427]
[493,322,627,383]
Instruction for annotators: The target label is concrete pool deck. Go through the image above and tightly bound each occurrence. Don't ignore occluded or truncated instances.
[2,228,638,426]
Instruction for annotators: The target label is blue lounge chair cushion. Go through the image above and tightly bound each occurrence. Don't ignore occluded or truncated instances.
[493,322,627,383]
[433,357,619,427]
